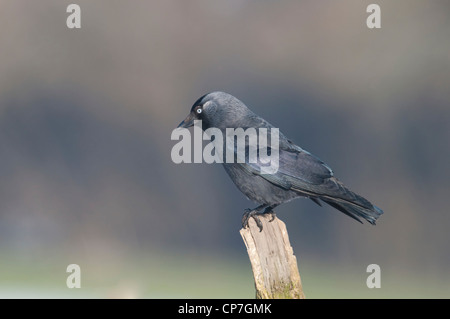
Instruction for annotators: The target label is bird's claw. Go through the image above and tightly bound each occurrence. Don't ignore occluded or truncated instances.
[241,207,276,232]
[242,209,263,232]
[266,210,277,222]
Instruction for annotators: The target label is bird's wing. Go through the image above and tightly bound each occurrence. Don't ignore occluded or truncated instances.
[232,125,332,183]
[244,145,333,189]
[242,144,372,209]
[226,125,370,206]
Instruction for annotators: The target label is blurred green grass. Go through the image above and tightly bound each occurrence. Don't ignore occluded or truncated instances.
[1,250,449,298]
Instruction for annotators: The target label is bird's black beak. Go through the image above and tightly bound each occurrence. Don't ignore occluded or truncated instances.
[177,113,195,128]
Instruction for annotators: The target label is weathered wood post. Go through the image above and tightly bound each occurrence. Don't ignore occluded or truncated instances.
[240,215,305,299]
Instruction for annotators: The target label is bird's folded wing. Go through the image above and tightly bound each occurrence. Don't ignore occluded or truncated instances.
[244,146,332,188]
[243,146,373,209]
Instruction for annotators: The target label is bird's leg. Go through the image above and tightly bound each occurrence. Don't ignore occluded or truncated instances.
[242,204,268,231]
[242,204,279,231]
[261,205,278,222]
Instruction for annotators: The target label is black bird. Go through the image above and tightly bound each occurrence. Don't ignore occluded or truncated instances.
[178,92,383,231]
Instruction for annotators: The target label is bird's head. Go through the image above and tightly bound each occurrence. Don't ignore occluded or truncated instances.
[177,91,251,131]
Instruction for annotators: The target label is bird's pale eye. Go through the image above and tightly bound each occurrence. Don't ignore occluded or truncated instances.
[196,108,202,114]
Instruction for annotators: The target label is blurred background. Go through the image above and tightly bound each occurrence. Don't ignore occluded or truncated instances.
[1,0,449,298]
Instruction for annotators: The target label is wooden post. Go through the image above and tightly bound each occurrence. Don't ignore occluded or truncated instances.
[240,215,305,299]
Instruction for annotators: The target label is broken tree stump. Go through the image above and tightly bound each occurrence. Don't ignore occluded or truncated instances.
[240,215,305,299]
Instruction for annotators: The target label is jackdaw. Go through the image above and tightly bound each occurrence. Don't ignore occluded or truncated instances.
[178,91,383,231]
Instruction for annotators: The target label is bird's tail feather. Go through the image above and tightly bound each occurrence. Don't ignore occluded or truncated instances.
[292,179,384,224]
[321,198,383,225]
